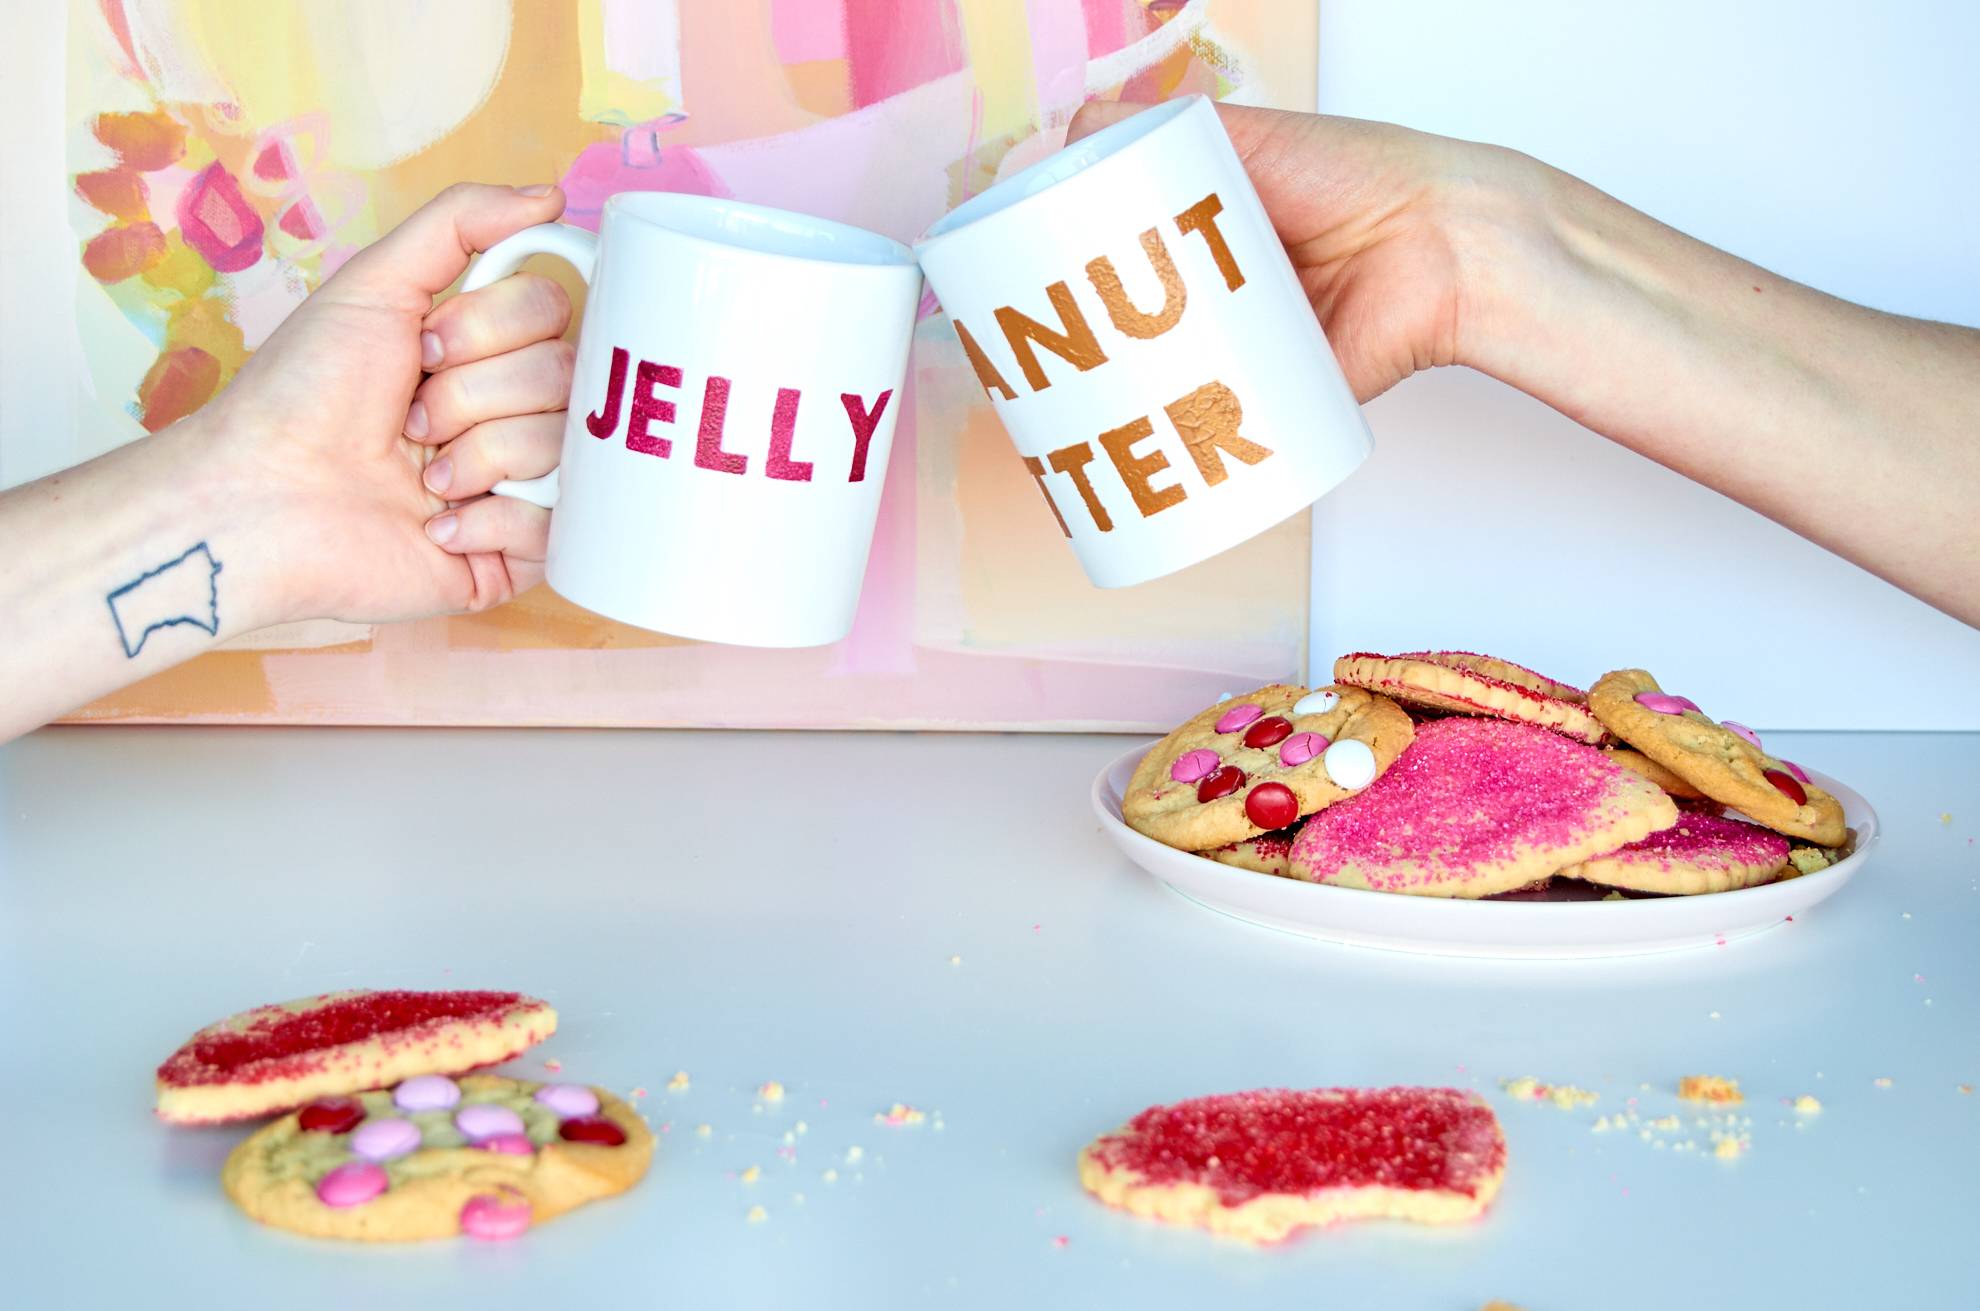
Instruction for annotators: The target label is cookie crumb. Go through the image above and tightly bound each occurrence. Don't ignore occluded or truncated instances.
[631,1087,647,1099]
[542,1059,562,1073]
[746,1205,768,1224]
[949,955,962,966]
[822,1169,839,1183]
[1794,1095,1822,1114]
[1958,1085,1973,1095]
[1713,1136,1746,1161]
[1678,1075,1743,1105]
[795,1120,808,1135]
[667,1071,690,1092]
[758,1080,786,1103]
[845,1145,864,1164]
[1873,1077,1893,1089]
[695,1123,712,1138]
[1942,812,1954,824]
[741,1165,761,1184]
[876,1102,927,1127]
[1500,1076,1598,1109]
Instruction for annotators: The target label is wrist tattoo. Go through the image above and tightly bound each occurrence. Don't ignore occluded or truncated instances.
[107,541,223,658]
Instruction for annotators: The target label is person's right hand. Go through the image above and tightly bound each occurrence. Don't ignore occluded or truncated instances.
[1067,101,1519,404]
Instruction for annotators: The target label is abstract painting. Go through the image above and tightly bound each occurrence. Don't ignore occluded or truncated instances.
[56,0,1318,730]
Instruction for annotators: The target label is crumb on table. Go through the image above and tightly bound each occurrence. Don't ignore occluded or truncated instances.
[1679,1075,1744,1105]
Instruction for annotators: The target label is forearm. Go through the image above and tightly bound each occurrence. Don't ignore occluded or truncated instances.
[0,418,295,740]
[1458,153,1980,623]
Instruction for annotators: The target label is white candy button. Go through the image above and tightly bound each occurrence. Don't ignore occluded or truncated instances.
[1322,738,1377,789]
[1292,689,1340,717]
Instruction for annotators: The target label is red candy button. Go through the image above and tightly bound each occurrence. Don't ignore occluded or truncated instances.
[298,1097,366,1134]
[1241,716,1293,750]
[1196,765,1246,803]
[559,1116,627,1147]
[1244,782,1299,830]
[1764,769,1807,806]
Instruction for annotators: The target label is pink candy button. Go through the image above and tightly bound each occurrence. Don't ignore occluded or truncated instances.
[1634,692,1700,716]
[1213,703,1264,734]
[456,1103,527,1141]
[1169,749,1221,783]
[478,1133,535,1156]
[534,1083,601,1118]
[1279,732,1328,767]
[1782,759,1811,784]
[349,1117,421,1162]
[1721,720,1763,750]
[459,1190,532,1241]
[315,1161,388,1208]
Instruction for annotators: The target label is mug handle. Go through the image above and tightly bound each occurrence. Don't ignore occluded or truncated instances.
[457,222,600,510]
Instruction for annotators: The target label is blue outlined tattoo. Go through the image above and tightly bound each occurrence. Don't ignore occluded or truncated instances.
[107,542,223,658]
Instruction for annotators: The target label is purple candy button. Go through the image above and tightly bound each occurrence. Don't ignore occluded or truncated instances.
[349,1117,421,1161]
[393,1074,461,1112]
[455,1103,527,1141]
[534,1083,601,1118]
[1634,692,1699,716]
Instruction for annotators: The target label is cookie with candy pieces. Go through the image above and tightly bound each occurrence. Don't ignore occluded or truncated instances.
[222,1073,654,1241]
[1557,811,1790,895]
[1124,684,1415,851]
[1588,669,1845,845]
[1333,650,1605,744]
[1202,822,1302,879]
[155,989,557,1125]
[1288,718,1678,898]
[1602,747,1714,803]
[1078,1086,1506,1244]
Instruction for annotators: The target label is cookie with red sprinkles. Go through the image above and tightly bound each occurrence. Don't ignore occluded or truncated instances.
[1287,718,1678,897]
[1078,1087,1506,1243]
[1202,823,1302,878]
[222,1073,653,1242]
[1333,650,1605,744]
[1588,669,1845,845]
[1124,684,1414,851]
[156,990,557,1125]
[1558,811,1790,895]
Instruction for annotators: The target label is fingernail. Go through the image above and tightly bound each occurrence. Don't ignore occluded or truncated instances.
[425,513,458,545]
[404,400,428,439]
[420,331,443,369]
[423,456,452,495]
[516,183,555,197]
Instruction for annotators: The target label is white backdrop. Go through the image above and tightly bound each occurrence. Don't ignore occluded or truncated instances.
[1310,0,1980,729]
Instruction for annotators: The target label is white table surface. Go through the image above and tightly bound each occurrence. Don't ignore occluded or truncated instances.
[1,726,1975,1309]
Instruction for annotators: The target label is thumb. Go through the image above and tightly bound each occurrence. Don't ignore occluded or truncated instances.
[1065,99,1151,146]
[328,182,567,307]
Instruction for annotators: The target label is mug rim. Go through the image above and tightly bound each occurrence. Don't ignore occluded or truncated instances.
[915,95,1204,247]
[603,191,920,271]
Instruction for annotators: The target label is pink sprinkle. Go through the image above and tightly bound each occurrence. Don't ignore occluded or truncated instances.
[778,1145,797,1160]
[1052,1235,1070,1249]
[1213,703,1264,734]
[1033,924,1041,933]
[543,1059,562,1073]
[1591,813,1789,871]
[633,1087,648,1099]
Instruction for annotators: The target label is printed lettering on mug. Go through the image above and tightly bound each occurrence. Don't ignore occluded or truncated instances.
[577,347,895,487]
[943,193,1265,537]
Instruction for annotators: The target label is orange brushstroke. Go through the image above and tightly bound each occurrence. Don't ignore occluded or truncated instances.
[75,168,149,220]
[81,222,166,282]
[137,346,221,432]
[92,109,186,170]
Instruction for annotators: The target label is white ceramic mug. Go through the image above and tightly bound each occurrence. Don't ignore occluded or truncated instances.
[465,194,923,646]
[914,95,1371,588]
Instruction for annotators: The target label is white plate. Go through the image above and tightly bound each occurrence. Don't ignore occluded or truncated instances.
[1090,742,1879,959]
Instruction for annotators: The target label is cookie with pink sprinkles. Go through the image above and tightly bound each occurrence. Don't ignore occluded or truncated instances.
[1204,823,1302,879]
[1558,811,1791,895]
[1123,684,1415,851]
[1332,650,1605,745]
[1286,718,1678,897]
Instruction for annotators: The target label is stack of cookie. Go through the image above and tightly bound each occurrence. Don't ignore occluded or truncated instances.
[1124,650,1852,899]
[152,989,655,1242]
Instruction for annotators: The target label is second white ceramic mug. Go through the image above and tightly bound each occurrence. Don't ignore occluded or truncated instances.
[466,193,924,646]
[915,96,1371,588]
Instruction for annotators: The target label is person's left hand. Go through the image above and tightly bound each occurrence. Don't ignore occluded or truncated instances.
[202,182,575,626]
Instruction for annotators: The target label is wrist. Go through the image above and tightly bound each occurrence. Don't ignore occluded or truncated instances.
[155,405,310,636]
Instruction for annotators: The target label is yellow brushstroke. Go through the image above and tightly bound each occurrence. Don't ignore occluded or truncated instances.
[577,0,682,125]
[956,0,1038,140]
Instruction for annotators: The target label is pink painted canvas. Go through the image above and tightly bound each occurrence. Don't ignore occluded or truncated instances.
[58,0,1318,730]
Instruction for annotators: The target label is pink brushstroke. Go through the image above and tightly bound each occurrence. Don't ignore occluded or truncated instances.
[1081,0,1129,55]
[1025,0,1090,114]
[177,161,263,272]
[771,0,848,63]
[845,0,966,108]
[558,118,731,230]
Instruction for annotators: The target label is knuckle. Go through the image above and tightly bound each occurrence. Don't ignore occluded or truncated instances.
[523,274,572,330]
